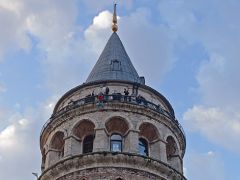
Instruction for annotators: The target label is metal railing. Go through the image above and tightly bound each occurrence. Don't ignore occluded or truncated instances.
[41,94,185,139]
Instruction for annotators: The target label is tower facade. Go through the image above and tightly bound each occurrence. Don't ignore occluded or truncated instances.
[39,3,186,180]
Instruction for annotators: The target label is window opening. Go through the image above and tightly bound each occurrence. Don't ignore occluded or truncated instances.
[111,60,121,71]
[83,135,94,154]
[139,138,148,156]
[110,134,122,152]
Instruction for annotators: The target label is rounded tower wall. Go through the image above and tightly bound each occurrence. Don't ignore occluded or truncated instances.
[53,81,174,116]
[40,152,185,180]
[40,82,186,179]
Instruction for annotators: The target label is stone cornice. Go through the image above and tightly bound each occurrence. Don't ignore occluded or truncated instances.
[39,152,186,180]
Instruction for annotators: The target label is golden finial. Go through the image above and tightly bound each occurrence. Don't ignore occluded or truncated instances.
[112,0,118,32]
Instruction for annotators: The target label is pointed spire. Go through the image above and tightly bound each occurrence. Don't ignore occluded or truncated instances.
[112,0,118,32]
[86,1,144,84]
[86,33,140,83]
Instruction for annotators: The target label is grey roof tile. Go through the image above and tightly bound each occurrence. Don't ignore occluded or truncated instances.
[86,32,140,83]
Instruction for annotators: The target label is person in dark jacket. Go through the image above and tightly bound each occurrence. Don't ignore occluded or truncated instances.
[124,88,129,101]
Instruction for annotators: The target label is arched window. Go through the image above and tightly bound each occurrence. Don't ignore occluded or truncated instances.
[83,135,94,154]
[50,131,65,158]
[105,117,129,135]
[139,138,148,156]
[110,134,122,152]
[139,123,159,142]
[166,136,181,172]
[166,136,177,159]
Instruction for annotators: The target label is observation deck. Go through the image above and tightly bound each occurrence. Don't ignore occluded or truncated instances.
[40,93,186,157]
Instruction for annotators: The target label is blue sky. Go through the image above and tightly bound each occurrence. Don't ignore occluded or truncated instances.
[0,0,240,179]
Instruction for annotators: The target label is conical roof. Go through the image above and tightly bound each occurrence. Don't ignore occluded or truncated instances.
[86,32,141,83]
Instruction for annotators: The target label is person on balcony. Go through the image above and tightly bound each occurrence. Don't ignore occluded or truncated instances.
[105,87,110,95]
[124,88,129,101]
[97,92,104,108]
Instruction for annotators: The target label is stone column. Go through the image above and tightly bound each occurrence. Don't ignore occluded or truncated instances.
[150,140,161,160]
[93,128,109,152]
[124,130,139,154]
[169,155,183,173]
[64,136,81,157]
[159,141,167,163]
[45,149,59,168]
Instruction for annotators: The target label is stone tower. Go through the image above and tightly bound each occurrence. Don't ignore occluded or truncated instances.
[39,3,186,180]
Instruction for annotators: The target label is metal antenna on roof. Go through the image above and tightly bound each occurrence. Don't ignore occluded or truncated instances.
[112,0,118,32]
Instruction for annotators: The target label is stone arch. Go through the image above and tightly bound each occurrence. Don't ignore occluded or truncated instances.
[139,122,159,142]
[70,120,96,155]
[72,119,95,140]
[80,177,88,180]
[46,131,65,167]
[166,136,179,158]
[104,113,133,130]
[164,133,180,154]
[50,131,65,151]
[166,135,182,172]
[138,122,161,158]
[46,129,67,148]
[136,119,163,140]
[105,117,130,136]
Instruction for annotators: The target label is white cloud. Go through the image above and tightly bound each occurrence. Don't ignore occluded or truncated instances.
[184,50,240,153]
[0,97,56,180]
[84,10,112,55]
[0,118,30,149]
[119,8,175,85]
[0,125,16,148]
[0,0,175,93]
[184,106,240,153]
[157,0,240,153]
[0,108,10,130]
[91,11,112,29]
[0,84,6,93]
[42,96,58,118]
[197,53,240,109]
[24,1,78,55]
[0,0,23,14]
[0,4,31,60]
[0,116,38,180]
[0,0,88,94]
[185,151,226,180]
[0,0,84,94]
